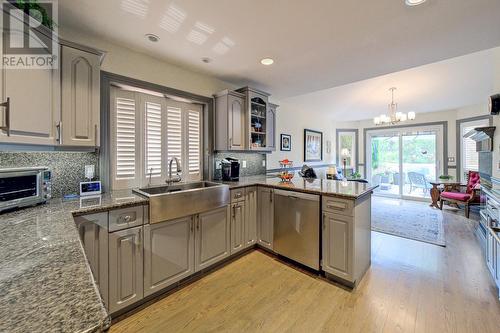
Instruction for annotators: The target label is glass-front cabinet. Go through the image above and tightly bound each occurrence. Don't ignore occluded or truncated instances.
[236,87,273,151]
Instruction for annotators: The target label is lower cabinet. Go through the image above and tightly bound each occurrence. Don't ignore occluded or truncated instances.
[195,206,231,271]
[74,212,109,307]
[108,226,144,314]
[143,216,194,297]
[257,187,274,250]
[322,212,353,282]
[230,201,245,254]
[244,186,258,247]
[486,230,496,278]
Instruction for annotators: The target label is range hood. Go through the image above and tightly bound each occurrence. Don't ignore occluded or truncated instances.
[464,126,496,152]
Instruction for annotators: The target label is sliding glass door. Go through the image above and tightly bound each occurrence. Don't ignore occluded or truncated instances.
[367,125,443,201]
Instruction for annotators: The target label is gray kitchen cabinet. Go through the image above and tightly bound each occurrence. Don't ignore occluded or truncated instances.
[74,212,109,307]
[143,216,194,297]
[266,103,278,151]
[322,212,352,281]
[109,225,144,313]
[495,238,500,287]
[195,206,231,271]
[214,90,246,150]
[245,186,258,247]
[60,45,100,147]
[257,186,274,250]
[0,18,60,145]
[322,195,371,286]
[230,201,245,254]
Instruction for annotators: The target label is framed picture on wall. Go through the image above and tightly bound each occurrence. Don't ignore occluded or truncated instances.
[280,134,291,151]
[304,129,323,162]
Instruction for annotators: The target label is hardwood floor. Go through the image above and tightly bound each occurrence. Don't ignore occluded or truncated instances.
[110,204,500,333]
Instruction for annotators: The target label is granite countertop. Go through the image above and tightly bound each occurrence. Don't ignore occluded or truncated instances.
[218,175,377,199]
[0,190,148,333]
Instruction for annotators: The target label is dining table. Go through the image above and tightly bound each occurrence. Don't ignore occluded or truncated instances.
[428,179,464,208]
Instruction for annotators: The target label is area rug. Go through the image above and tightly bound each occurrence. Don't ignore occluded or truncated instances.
[371,196,446,247]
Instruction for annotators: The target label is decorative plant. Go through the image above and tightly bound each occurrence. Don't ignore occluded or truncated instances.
[351,171,362,179]
[439,175,453,180]
[12,0,56,30]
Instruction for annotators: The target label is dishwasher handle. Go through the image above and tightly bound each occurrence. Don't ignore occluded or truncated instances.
[274,189,319,202]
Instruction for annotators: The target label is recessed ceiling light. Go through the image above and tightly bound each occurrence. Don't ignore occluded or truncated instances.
[145,33,160,42]
[201,57,212,64]
[261,58,274,66]
[405,0,427,6]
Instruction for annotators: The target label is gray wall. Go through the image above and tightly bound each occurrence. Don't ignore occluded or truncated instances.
[0,152,99,198]
[213,152,266,179]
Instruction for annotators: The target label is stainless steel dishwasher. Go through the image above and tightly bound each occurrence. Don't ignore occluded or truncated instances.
[273,189,320,270]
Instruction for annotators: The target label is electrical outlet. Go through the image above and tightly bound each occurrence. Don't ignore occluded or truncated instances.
[85,165,95,180]
[242,160,247,168]
[215,160,222,170]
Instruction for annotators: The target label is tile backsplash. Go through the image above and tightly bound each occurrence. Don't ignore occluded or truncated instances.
[0,152,99,198]
[213,152,266,179]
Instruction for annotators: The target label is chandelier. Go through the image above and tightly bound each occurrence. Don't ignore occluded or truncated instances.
[373,87,415,125]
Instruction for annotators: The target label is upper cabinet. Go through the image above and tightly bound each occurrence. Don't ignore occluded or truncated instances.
[214,87,278,152]
[60,45,101,147]
[267,103,278,151]
[0,17,60,145]
[0,7,103,147]
[214,90,246,150]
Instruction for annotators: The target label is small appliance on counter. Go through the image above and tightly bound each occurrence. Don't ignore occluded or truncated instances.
[221,157,240,181]
[0,167,52,213]
[298,164,317,179]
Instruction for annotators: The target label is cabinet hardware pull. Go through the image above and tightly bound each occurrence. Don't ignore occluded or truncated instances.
[196,217,200,230]
[270,191,273,203]
[56,121,62,143]
[0,97,10,136]
[122,215,132,222]
[136,229,142,251]
[190,220,194,233]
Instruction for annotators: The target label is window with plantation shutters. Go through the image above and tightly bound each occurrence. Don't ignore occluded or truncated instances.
[460,118,489,181]
[113,92,137,188]
[145,101,162,177]
[111,88,203,189]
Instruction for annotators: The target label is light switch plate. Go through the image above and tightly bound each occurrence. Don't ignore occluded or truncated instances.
[215,160,222,170]
[242,160,247,168]
[262,160,266,167]
[448,157,455,163]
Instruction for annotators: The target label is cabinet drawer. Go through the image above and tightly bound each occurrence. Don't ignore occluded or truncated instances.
[322,196,354,216]
[109,205,144,232]
[231,188,245,202]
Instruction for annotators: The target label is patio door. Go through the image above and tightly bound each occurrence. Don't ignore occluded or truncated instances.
[367,125,443,201]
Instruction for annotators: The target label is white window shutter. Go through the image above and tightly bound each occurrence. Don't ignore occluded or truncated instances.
[115,97,136,179]
[187,108,202,180]
[166,106,183,177]
[145,101,162,177]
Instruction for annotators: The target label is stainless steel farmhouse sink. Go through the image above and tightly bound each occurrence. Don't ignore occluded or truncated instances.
[133,181,230,223]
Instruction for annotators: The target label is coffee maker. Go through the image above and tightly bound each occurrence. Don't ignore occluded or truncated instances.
[221,157,240,181]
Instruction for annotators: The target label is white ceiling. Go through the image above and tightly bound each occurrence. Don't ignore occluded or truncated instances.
[281,47,498,121]
[59,0,500,99]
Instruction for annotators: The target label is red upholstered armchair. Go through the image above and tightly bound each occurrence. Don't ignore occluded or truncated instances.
[439,171,480,218]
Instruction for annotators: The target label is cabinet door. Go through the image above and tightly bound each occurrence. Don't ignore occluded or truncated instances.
[322,212,353,282]
[227,94,245,150]
[265,104,277,151]
[144,216,194,297]
[195,206,230,271]
[0,24,59,145]
[257,187,274,250]
[495,239,500,286]
[230,202,245,254]
[61,45,100,146]
[74,212,109,307]
[109,226,143,314]
[245,186,258,247]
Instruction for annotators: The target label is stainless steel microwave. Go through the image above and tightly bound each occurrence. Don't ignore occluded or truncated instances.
[0,167,52,213]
